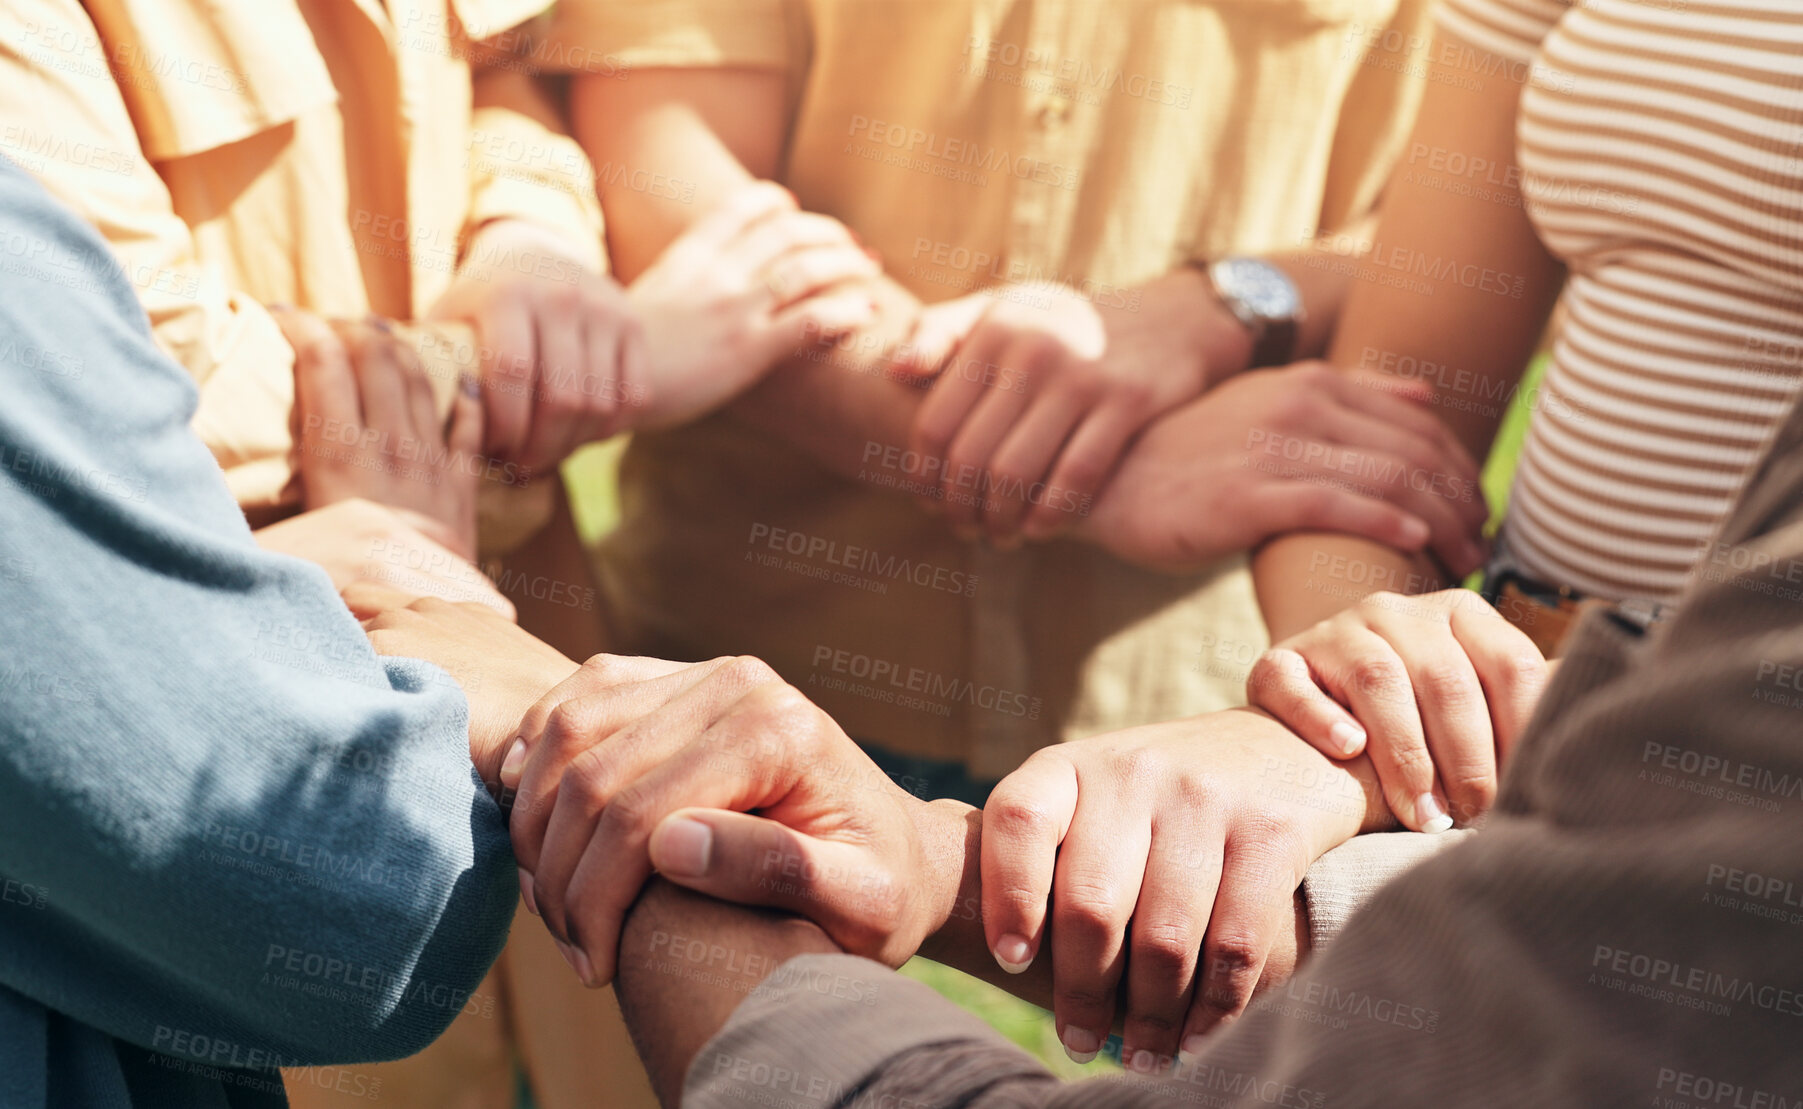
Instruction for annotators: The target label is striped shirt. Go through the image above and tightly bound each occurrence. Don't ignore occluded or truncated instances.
[1439,0,1803,601]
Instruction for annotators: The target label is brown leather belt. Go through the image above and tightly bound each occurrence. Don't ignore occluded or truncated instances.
[1486,570,1674,659]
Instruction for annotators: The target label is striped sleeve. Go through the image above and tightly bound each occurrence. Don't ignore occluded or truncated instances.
[1436,0,1569,63]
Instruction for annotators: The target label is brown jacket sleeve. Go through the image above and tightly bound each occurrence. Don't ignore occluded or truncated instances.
[687,400,1803,1108]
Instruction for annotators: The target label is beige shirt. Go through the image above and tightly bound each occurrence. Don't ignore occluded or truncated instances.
[549,0,1439,775]
[0,0,603,520]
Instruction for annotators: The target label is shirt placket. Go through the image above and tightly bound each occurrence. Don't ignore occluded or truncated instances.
[969,0,1081,780]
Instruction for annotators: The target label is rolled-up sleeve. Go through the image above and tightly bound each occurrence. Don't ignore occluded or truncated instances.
[0,0,309,513]
[540,0,794,71]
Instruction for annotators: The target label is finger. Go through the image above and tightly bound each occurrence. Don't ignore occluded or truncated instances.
[729,211,864,289]
[1294,445,1480,577]
[1017,400,1140,542]
[1449,596,1547,765]
[891,294,990,380]
[555,681,807,985]
[980,753,1079,973]
[1314,624,1449,833]
[285,311,361,432]
[510,653,701,774]
[448,378,485,463]
[341,321,413,447]
[1245,646,1367,759]
[758,244,881,312]
[509,659,738,872]
[912,325,1005,529]
[658,181,795,272]
[376,321,439,448]
[1242,481,1433,555]
[975,385,1085,543]
[1184,844,1296,1044]
[1049,791,1147,1064]
[475,296,537,462]
[1337,368,1484,488]
[1322,401,1490,538]
[613,312,650,433]
[647,808,895,952]
[341,580,424,620]
[941,359,1036,536]
[1119,819,1218,1069]
[1366,601,1494,826]
[524,296,590,473]
[761,289,879,365]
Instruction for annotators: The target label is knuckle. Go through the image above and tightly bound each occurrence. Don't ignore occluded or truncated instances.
[1134,920,1200,977]
[1413,662,1478,709]
[985,790,1059,842]
[1052,879,1129,942]
[716,654,779,691]
[598,784,654,842]
[1347,656,1409,703]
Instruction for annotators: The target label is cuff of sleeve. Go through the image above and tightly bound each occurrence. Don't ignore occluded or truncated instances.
[684,954,1044,1109]
[540,0,792,71]
[1302,831,1474,952]
[464,109,606,273]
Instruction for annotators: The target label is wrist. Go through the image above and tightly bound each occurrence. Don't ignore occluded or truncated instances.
[1171,264,1256,388]
[913,798,984,964]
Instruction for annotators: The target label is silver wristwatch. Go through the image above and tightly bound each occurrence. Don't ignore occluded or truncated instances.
[1202,257,1304,368]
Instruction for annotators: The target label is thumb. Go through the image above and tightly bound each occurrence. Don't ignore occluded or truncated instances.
[649,809,895,956]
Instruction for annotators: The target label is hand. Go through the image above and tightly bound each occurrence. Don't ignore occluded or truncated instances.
[345,584,579,785]
[502,654,969,987]
[631,182,879,430]
[254,498,512,617]
[1247,588,1549,833]
[1079,363,1490,577]
[429,218,646,473]
[981,709,1369,1066]
[277,308,483,559]
[900,269,1234,545]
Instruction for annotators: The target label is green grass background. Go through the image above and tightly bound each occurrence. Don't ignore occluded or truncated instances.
[554,359,1542,1080]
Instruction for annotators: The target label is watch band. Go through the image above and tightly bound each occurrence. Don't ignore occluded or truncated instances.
[1194,257,1303,369]
[1252,316,1297,369]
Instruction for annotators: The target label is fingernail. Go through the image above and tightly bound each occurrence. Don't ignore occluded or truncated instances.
[1127,1049,1160,1074]
[1400,517,1430,548]
[1328,721,1365,758]
[554,939,581,978]
[460,372,483,400]
[570,945,596,986]
[1180,1034,1207,1062]
[517,868,539,915]
[654,817,713,878]
[1060,1027,1100,1065]
[499,737,527,786]
[1415,792,1454,834]
[993,934,1033,974]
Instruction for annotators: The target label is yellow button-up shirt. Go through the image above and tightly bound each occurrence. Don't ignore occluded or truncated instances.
[550,0,1438,776]
[0,0,603,518]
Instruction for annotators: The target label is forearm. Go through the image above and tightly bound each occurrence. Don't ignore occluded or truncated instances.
[615,879,842,1106]
[570,67,782,281]
[1254,532,1450,642]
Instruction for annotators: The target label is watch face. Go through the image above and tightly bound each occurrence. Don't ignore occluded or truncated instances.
[1216,258,1301,321]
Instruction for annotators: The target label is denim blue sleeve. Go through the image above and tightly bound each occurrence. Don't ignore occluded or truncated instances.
[0,156,515,1068]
